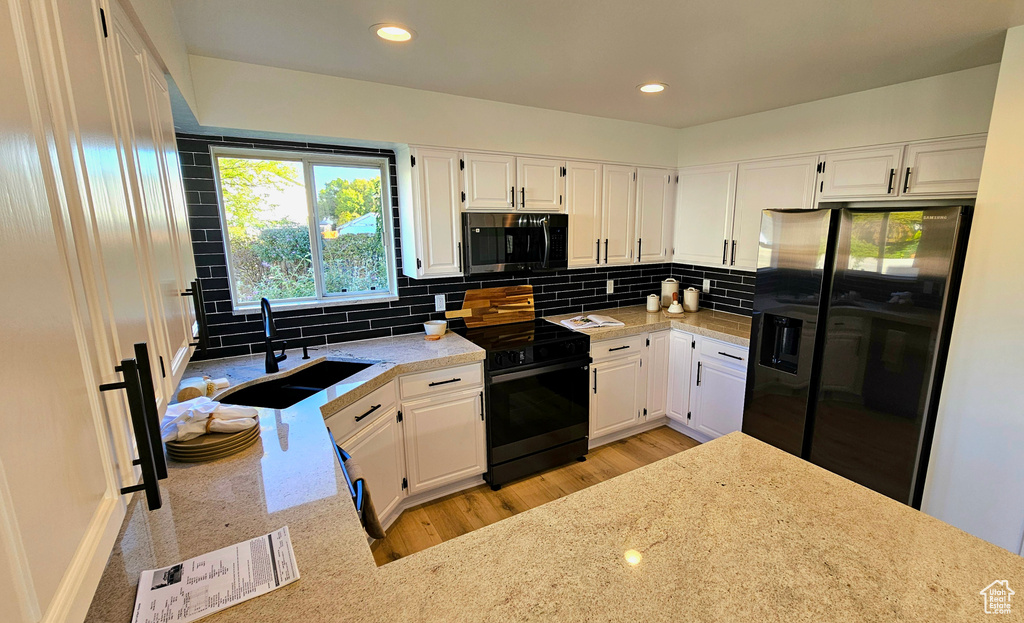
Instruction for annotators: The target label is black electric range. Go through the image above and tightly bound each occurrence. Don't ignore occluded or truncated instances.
[455,319,591,489]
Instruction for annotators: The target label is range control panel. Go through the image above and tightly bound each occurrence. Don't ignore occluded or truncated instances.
[487,336,590,372]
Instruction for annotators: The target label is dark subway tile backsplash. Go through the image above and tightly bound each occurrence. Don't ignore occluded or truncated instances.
[178,132,755,361]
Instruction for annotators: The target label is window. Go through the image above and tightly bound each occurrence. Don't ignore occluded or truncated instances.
[212,147,397,311]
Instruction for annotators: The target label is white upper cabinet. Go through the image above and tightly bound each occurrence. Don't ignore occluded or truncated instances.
[674,163,736,267]
[818,145,904,199]
[902,135,987,196]
[635,168,675,263]
[462,152,515,210]
[398,147,463,279]
[518,157,565,212]
[602,164,637,265]
[565,161,603,267]
[731,156,818,271]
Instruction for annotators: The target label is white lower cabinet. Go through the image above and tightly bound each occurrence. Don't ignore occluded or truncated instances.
[590,354,644,439]
[339,406,406,524]
[667,330,695,424]
[691,341,748,439]
[645,331,671,418]
[402,389,487,494]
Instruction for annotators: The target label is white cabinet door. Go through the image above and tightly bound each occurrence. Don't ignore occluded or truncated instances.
[902,135,986,196]
[591,354,643,438]
[403,390,486,494]
[667,330,695,424]
[411,148,462,277]
[732,156,818,271]
[566,161,603,267]
[340,406,406,524]
[635,168,674,263]
[818,146,903,199]
[693,358,746,439]
[646,331,671,418]
[675,164,736,268]
[518,157,565,212]
[463,152,515,211]
[601,164,636,265]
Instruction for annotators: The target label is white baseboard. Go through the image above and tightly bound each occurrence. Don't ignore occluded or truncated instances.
[41,494,126,623]
[589,416,668,450]
[665,419,713,444]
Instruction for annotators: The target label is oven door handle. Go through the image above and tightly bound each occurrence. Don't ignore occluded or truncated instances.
[488,358,591,384]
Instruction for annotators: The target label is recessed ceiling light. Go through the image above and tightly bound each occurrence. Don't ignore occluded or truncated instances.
[638,83,667,94]
[372,23,414,42]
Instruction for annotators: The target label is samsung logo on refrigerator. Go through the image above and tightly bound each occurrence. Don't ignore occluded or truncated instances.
[923,215,948,220]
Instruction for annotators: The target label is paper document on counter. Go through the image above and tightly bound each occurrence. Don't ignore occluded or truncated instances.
[131,526,299,623]
[560,314,625,330]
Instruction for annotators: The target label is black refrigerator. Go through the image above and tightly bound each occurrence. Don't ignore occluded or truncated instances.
[742,201,972,508]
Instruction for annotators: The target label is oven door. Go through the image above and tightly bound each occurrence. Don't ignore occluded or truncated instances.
[487,357,590,465]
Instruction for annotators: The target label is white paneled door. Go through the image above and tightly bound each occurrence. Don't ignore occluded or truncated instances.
[517,157,565,212]
[635,168,674,263]
[412,148,462,277]
[463,152,515,211]
[818,145,903,199]
[565,161,603,267]
[601,164,636,265]
[675,164,736,267]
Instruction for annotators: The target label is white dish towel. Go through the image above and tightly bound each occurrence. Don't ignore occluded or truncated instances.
[161,397,259,443]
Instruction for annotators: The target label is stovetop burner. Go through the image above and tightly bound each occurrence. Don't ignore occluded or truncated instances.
[454,319,590,373]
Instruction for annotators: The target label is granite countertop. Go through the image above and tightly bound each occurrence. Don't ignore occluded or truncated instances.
[181,331,485,416]
[86,399,1024,623]
[546,305,752,346]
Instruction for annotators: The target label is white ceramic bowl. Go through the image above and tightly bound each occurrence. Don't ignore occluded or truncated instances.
[424,320,448,336]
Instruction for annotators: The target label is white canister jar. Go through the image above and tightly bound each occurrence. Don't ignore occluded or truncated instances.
[661,278,679,308]
[646,294,661,312]
[683,287,700,313]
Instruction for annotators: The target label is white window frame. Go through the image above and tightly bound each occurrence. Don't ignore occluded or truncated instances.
[210,146,399,314]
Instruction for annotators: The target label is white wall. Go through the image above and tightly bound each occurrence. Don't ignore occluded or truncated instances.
[676,65,999,167]
[921,26,1024,554]
[125,0,196,112]
[187,55,679,167]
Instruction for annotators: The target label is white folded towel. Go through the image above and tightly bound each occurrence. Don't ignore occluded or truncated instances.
[161,396,259,443]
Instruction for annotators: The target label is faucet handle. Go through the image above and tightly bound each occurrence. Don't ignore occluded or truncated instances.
[302,344,319,360]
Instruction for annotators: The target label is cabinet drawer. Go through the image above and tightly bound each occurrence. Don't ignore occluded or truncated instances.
[400,363,483,400]
[324,381,397,444]
[699,338,749,368]
[591,334,646,362]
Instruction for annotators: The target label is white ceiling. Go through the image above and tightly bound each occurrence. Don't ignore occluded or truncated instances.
[170,0,1024,129]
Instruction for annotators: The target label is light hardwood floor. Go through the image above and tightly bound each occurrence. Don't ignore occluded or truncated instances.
[371,425,700,565]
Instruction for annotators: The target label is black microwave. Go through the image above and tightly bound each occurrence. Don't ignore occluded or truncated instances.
[462,213,568,275]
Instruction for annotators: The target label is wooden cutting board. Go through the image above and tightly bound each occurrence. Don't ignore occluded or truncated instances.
[445,285,535,328]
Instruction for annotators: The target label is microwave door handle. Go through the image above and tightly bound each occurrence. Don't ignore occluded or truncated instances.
[541,218,550,268]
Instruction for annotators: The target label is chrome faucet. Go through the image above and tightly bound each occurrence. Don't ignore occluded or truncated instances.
[261,298,287,373]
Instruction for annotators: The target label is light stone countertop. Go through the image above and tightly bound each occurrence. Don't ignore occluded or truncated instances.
[180,331,485,416]
[85,384,1024,623]
[546,305,752,346]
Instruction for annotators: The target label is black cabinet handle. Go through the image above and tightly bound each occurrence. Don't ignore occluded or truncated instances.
[730,240,737,266]
[718,351,744,361]
[604,239,608,264]
[593,367,598,394]
[133,343,167,480]
[180,279,208,353]
[510,186,515,207]
[520,187,525,207]
[637,238,642,262]
[903,167,911,193]
[428,377,462,387]
[722,239,728,264]
[595,239,600,264]
[354,404,381,422]
[696,361,702,386]
[887,168,895,194]
[99,354,162,511]
[457,242,463,273]
[608,345,631,352]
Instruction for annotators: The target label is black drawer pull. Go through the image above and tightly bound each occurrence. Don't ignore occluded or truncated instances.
[428,377,462,387]
[355,404,382,422]
[718,351,744,361]
[608,345,631,352]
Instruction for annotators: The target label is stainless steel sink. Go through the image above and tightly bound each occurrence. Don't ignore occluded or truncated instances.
[220,360,373,409]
